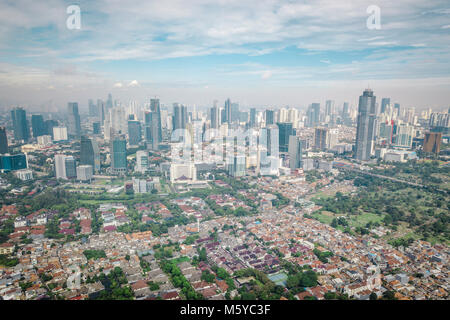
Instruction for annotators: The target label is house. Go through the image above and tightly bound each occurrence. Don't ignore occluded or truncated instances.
[0,242,14,255]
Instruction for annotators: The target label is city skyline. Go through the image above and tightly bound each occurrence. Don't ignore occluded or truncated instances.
[0,1,450,110]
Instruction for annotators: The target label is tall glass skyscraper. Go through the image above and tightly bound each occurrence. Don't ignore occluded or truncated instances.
[11,107,29,142]
[127,120,142,146]
[276,122,293,153]
[67,102,81,138]
[288,135,303,170]
[150,98,162,143]
[111,135,127,174]
[381,98,390,114]
[31,114,45,138]
[355,89,377,161]
[249,108,256,127]
[173,103,187,131]
[0,127,8,154]
[80,136,100,173]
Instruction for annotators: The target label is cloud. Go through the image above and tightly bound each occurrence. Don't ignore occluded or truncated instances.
[261,70,272,80]
[320,59,331,64]
[113,82,123,88]
[128,80,140,87]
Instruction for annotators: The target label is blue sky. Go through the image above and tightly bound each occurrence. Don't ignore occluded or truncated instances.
[0,0,449,111]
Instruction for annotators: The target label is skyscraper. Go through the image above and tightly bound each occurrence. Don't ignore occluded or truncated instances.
[127,120,142,146]
[0,127,8,154]
[67,102,81,138]
[265,110,274,126]
[210,104,220,129]
[355,89,377,161]
[225,98,232,125]
[11,107,29,142]
[54,154,67,179]
[423,132,442,154]
[111,135,127,174]
[173,103,187,131]
[381,98,390,114]
[65,156,77,179]
[150,98,162,143]
[308,103,320,127]
[314,127,329,151]
[288,135,303,170]
[31,115,45,138]
[276,122,293,153]
[249,108,256,128]
[80,136,100,173]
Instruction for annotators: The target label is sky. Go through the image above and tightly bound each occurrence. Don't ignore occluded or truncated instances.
[0,0,449,112]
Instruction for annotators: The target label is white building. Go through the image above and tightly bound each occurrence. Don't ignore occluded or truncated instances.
[54,154,67,179]
[170,163,197,183]
[53,126,68,141]
[76,165,93,182]
[132,177,155,193]
[15,169,33,181]
[135,150,149,173]
[37,135,52,146]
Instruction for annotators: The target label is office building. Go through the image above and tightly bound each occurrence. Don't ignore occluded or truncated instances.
[314,127,329,151]
[276,122,293,153]
[67,102,81,138]
[135,150,149,173]
[288,135,303,170]
[210,104,220,129]
[170,163,197,182]
[227,154,246,177]
[0,127,8,154]
[127,120,142,146]
[423,132,442,154]
[76,165,93,182]
[381,98,390,114]
[37,135,52,146]
[31,114,45,138]
[173,103,188,131]
[80,136,100,172]
[65,156,77,179]
[249,108,256,127]
[132,177,155,193]
[111,135,127,174]
[11,107,29,142]
[54,154,67,179]
[15,169,33,181]
[265,110,275,126]
[0,154,27,172]
[355,89,377,161]
[53,126,68,141]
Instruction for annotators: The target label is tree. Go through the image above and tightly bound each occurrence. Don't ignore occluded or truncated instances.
[370,292,378,300]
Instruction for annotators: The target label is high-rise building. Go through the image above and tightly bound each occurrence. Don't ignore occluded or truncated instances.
[67,102,81,138]
[45,119,58,138]
[423,132,442,154]
[0,154,27,171]
[76,165,93,182]
[288,135,303,170]
[314,127,329,151]
[11,107,29,142]
[0,127,8,154]
[53,126,68,141]
[381,98,390,114]
[265,110,275,126]
[93,122,101,135]
[31,115,45,138]
[325,100,334,117]
[355,89,377,161]
[173,103,187,131]
[249,108,256,127]
[276,122,293,153]
[37,135,52,146]
[227,154,246,177]
[392,123,414,148]
[65,156,77,179]
[88,99,98,117]
[127,120,142,146]
[210,104,220,129]
[150,98,162,143]
[307,103,320,127]
[54,154,67,179]
[80,136,100,173]
[111,135,127,174]
[224,98,232,125]
[135,150,149,173]
[231,102,240,123]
